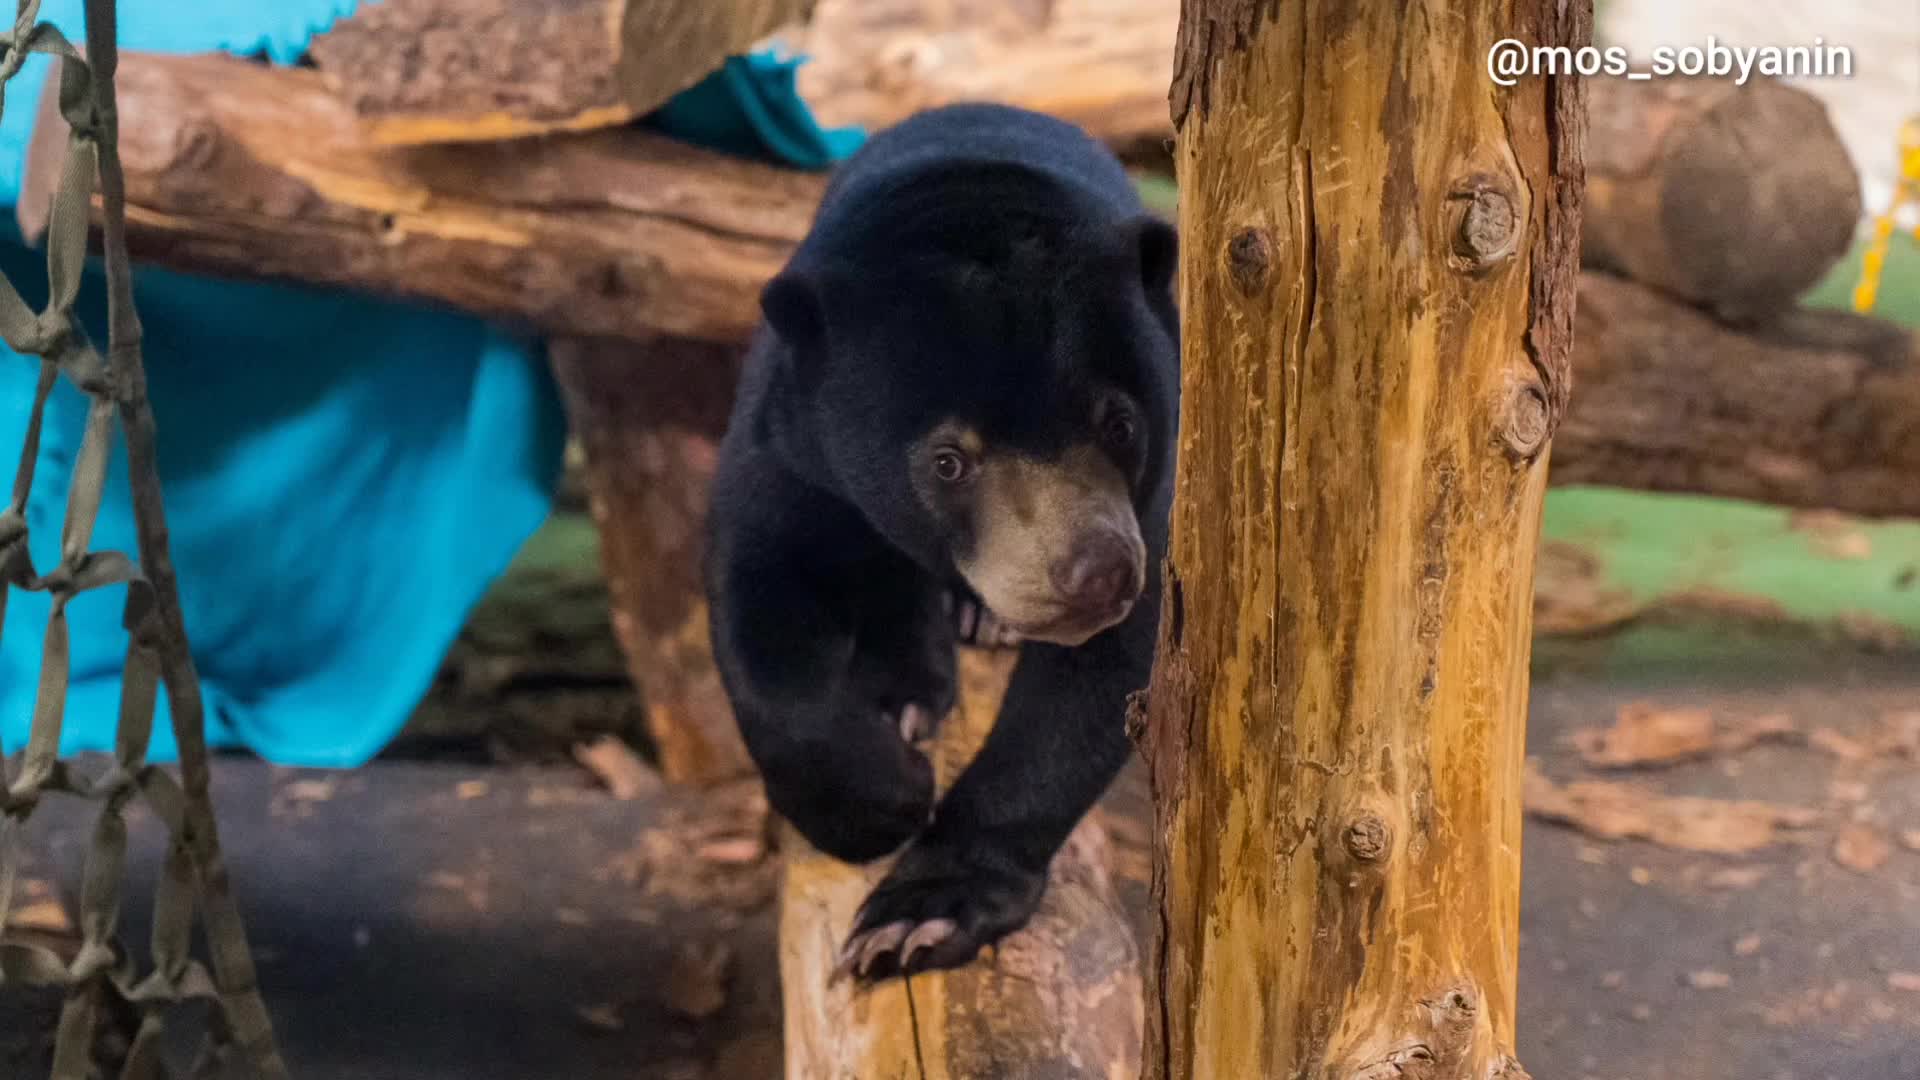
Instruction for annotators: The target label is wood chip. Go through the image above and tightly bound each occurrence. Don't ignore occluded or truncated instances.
[1705,866,1769,890]
[576,1003,625,1032]
[664,941,732,1020]
[5,899,72,934]
[1832,824,1893,873]
[1532,541,1645,636]
[1829,779,1871,804]
[1876,712,1920,758]
[695,836,766,865]
[1687,970,1732,990]
[1733,934,1763,957]
[1525,762,1820,854]
[1791,510,1874,560]
[1834,612,1908,653]
[1809,727,1871,762]
[1900,830,1920,854]
[455,780,490,800]
[1820,533,1874,560]
[1572,704,1795,769]
[282,777,337,803]
[573,736,660,801]
[1574,704,1711,767]
[1888,972,1920,993]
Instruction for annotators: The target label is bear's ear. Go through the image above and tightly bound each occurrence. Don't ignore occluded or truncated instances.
[761,269,829,359]
[1131,216,1179,298]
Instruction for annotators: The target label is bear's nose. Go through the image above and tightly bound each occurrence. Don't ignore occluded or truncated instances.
[1051,532,1142,617]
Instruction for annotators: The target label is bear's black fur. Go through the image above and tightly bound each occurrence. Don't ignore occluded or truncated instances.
[705,103,1178,980]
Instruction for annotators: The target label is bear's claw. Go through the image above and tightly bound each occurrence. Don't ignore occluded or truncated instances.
[895,702,938,744]
[834,843,1044,984]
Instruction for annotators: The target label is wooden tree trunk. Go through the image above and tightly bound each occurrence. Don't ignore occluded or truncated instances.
[1583,77,1862,323]
[1142,0,1588,1076]
[781,651,1143,1078]
[306,0,818,145]
[547,338,754,784]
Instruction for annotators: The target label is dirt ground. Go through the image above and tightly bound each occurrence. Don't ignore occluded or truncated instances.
[5,627,1920,1080]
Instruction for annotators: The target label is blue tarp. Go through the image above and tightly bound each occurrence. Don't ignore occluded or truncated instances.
[0,1,863,766]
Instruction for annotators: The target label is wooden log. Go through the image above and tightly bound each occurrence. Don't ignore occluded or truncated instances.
[547,337,754,784]
[780,650,1142,1079]
[26,52,1920,522]
[20,51,821,346]
[1141,0,1586,1075]
[305,0,818,146]
[1584,77,1862,323]
[791,0,1180,159]
[1555,271,1920,517]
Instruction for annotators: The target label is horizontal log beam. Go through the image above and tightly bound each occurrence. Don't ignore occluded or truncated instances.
[1552,273,1920,518]
[23,52,1920,520]
[23,52,820,345]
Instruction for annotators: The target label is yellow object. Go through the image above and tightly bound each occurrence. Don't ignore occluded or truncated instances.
[1853,114,1920,313]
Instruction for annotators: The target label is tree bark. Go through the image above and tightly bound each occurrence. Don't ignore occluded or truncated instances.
[20,51,820,346]
[24,52,1920,521]
[1142,0,1587,1076]
[1553,272,1920,516]
[1583,76,1861,323]
[792,0,1180,159]
[305,0,818,146]
[547,338,754,784]
[780,650,1142,1079]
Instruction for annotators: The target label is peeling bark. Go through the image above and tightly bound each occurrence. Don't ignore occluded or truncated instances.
[306,0,818,145]
[1142,0,1589,1075]
[780,652,1142,1078]
[794,0,1180,158]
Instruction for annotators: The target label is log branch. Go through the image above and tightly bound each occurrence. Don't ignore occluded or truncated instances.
[305,0,819,145]
[1553,272,1920,516]
[791,0,1179,158]
[22,51,1920,521]
[780,650,1142,1078]
[23,51,820,345]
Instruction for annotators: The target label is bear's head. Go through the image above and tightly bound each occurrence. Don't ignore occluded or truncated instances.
[757,165,1177,645]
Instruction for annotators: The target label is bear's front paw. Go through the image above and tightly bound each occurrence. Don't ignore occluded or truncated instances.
[832,839,1044,983]
[764,729,935,864]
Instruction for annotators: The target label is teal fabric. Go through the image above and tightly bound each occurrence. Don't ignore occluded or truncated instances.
[0,0,564,766]
[650,51,865,169]
[0,252,565,766]
[0,2,862,767]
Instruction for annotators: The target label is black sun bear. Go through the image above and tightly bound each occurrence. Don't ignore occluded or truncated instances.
[705,103,1179,982]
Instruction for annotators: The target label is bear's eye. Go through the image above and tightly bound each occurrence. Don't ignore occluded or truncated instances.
[931,447,974,485]
[1102,408,1138,450]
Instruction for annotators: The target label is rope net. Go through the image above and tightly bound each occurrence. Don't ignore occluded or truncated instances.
[0,0,287,1075]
